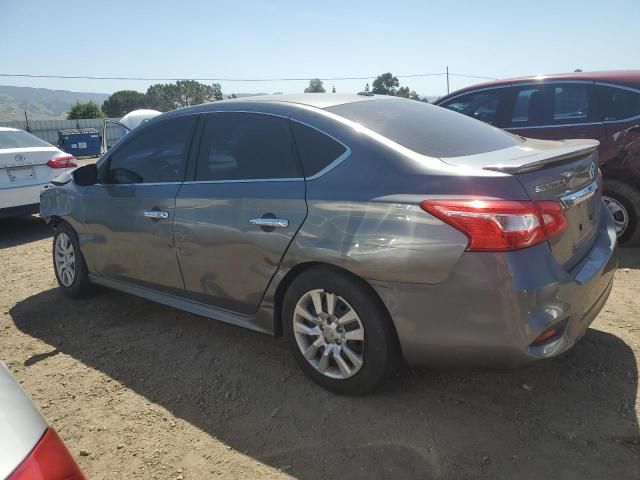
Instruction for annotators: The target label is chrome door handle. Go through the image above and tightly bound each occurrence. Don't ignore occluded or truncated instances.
[144,210,169,220]
[249,218,289,228]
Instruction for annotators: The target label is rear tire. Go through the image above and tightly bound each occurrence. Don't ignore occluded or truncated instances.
[282,266,400,395]
[603,179,640,247]
[52,222,91,298]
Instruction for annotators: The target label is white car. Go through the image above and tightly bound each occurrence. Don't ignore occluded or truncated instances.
[0,127,77,218]
[0,363,84,479]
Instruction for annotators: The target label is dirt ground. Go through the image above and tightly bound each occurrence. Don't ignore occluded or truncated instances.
[0,215,638,480]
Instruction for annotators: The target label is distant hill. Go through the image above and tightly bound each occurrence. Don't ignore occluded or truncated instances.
[0,85,109,121]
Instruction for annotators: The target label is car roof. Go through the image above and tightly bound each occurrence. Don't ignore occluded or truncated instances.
[437,70,640,102]
[243,93,380,109]
[0,127,21,132]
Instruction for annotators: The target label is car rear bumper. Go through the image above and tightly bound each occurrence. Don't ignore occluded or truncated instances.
[0,183,48,210]
[371,202,618,367]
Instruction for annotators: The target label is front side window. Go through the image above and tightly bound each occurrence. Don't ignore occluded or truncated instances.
[195,113,302,181]
[553,85,590,123]
[105,115,196,184]
[509,86,548,127]
[441,90,503,125]
[327,99,520,158]
[598,85,640,121]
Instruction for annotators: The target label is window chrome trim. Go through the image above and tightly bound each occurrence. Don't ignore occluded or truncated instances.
[439,80,594,104]
[594,82,640,94]
[289,118,352,181]
[305,148,352,180]
[185,111,353,183]
[505,121,603,130]
[560,181,598,209]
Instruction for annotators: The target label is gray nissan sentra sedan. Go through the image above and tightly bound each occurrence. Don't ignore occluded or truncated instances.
[40,93,617,394]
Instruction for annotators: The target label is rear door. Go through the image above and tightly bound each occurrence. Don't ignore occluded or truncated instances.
[174,112,307,315]
[505,82,605,144]
[82,114,197,293]
[596,83,640,165]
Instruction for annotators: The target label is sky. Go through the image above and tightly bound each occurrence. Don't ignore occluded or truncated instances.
[1,0,638,97]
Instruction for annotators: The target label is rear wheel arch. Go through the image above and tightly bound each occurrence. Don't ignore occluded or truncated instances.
[273,262,401,352]
[48,215,63,227]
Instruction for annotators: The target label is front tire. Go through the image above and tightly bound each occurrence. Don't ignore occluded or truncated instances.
[282,266,400,395]
[603,179,640,247]
[52,222,91,298]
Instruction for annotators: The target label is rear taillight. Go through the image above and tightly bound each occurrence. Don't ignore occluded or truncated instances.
[420,199,567,252]
[47,155,77,169]
[8,428,85,480]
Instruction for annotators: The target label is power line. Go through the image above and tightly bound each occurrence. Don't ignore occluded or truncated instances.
[0,72,498,82]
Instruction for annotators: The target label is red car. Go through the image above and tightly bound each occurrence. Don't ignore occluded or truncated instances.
[436,71,640,245]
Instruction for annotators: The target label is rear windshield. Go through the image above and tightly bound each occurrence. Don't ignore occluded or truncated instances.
[326,99,521,157]
[0,130,51,149]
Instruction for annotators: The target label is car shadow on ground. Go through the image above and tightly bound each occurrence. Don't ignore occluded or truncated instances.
[11,288,639,480]
[618,247,640,269]
[0,215,51,250]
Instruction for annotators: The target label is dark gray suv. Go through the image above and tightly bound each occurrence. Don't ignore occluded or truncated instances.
[41,94,617,394]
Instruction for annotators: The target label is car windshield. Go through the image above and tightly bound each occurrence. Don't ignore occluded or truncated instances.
[0,130,52,149]
[326,99,522,157]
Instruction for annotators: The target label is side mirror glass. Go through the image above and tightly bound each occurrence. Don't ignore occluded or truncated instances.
[72,163,98,186]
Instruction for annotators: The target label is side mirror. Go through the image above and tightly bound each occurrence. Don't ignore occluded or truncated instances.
[72,163,98,186]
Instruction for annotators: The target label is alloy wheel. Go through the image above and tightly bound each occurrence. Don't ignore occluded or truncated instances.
[603,195,629,237]
[293,289,365,380]
[54,232,76,287]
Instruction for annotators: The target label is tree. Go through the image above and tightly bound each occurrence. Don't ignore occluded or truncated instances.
[67,101,103,119]
[146,80,224,111]
[395,86,411,98]
[304,78,325,93]
[408,91,421,101]
[102,90,148,117]
[372,72,399,95]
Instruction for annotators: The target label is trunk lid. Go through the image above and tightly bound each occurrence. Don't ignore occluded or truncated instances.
[442,138,602,269]
[0,146,64,189]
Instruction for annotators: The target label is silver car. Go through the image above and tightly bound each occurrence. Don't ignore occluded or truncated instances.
[0,363,85,479]
[40,94,617,394]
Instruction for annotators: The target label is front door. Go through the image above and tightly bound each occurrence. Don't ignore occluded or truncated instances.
[174,112,307,315]
[83,114,198,294]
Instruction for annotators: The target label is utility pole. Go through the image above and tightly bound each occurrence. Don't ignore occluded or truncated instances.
[446,66,450,95]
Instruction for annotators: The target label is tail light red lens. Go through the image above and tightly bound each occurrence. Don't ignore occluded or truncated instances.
[47,155,77,169]
[420,199,567,252]
[8,428,85,480]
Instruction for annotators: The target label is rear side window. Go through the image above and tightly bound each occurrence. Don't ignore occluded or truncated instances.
[509,86,548,126]
[0,130,51,149]
[327,99,520,158]
[291,121,347,177]
[106,115,196,184]
[553,85,590,123]
[598,85,640,121]
[440,90,503,125]
[195,113,302,181]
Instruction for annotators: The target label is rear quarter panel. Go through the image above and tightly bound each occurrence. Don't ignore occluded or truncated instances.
[40,181,87,248]
[273,111,529,285]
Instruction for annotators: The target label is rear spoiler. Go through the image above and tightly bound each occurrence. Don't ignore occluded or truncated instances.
[484,142,599,175]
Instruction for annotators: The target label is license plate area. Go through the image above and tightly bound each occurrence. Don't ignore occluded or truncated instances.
[6,167,36,182]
